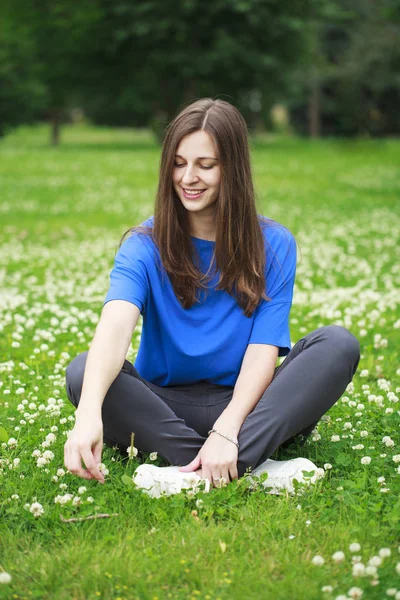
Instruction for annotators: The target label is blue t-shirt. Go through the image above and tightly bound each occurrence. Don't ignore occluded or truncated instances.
[104,215,296,387]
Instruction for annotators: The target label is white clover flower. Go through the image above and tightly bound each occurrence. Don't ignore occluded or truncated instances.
[0,572,12,584]
[352,562,365,576]
[195,498,204,508]
[380,487,390,493]
[36,457,48,467]
[56,468,66,476]
[72,496,81,506]
[311,555,325,566]
[332,551,345,563]
[86,496,94,503]
[7,438,18,448]
[149,452,158,461]
[331,435,341,442]
[350,542,361,553]
[383,436,395,447]
[352,444,364,450]
[365,565,377,576]
[42,450,54,461]
[78,486,87,495]
[321,585,333,593]
[360,431,369,438]
[348,587,363,599]
[98,463,109,476]
[29,502,44,518]
[396,563,400,574]
[127,446,138,458]
[368,555,383,567]
[385,588,397,596]
[361,456,371,465]
[324,463,333,470]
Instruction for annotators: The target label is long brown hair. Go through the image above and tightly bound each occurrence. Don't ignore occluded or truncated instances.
[119,98,291,318]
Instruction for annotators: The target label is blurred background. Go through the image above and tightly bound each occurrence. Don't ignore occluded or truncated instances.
[1,0,399,145]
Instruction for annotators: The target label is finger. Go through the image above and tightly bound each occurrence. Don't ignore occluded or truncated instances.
[229,465,239,481]
[201,467,212,487]
[212,471,223,489]
[81,447,105,483]
[66,446,94,480]
[179,454,201,472]
[221,469,230,486]
[93,439,103,468]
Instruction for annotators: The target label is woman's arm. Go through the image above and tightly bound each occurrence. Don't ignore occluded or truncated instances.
[212,343,279,437]
[64,300,140,482]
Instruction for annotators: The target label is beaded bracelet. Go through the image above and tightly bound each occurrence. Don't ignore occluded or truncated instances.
[208,428,239,449]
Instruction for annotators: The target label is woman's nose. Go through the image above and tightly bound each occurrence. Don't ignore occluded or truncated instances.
[181,166,199,184]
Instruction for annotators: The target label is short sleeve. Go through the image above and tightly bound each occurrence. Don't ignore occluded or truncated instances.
[248,226,297,356]
[103,234,149,314]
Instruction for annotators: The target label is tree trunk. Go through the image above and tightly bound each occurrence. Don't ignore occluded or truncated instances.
[308,74,320,138]
[50,110,61,146]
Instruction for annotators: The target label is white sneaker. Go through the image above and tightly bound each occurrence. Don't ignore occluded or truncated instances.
[132,464,211,498]
[248,457,325,495]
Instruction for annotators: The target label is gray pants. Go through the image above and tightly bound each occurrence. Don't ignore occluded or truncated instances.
[65,325,360,478]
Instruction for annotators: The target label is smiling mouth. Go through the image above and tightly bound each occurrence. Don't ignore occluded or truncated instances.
[181,188,207,199]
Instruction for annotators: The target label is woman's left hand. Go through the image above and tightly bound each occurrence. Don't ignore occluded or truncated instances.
[179,431,239,487]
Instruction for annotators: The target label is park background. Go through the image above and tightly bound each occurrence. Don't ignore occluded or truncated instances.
[0,1,399,599]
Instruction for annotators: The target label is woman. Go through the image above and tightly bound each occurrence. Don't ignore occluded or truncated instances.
[64,98,360,497]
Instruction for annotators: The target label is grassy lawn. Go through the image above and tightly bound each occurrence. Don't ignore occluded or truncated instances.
[0,124,399,600]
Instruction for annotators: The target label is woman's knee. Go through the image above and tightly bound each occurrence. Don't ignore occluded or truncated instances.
[321,325,361,369]
[65,351,89,407]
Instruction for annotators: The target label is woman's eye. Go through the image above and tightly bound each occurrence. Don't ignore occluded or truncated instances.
[174,163,213,170]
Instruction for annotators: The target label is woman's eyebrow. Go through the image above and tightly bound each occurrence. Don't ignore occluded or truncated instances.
[175,154,218,160]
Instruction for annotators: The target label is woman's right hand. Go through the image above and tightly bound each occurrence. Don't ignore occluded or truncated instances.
[64,415,105,483]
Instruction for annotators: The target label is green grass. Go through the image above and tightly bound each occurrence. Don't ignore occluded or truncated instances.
[0,123,400,600]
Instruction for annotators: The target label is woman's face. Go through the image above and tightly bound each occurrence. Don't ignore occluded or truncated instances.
[172,130,221,218]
